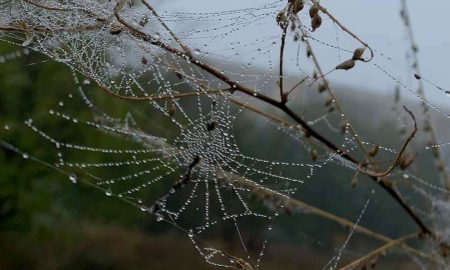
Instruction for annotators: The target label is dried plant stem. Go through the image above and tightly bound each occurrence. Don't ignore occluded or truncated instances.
[338,233,418,270]
[141,0,191,54]
[295,24,371,158]
[218,170,432,262]
[400,0,450,194]
[97,85,231,101]
[312,0,374,62]
[279,23,288,102]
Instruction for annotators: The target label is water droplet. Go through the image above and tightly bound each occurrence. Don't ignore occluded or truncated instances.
[105,188,112,196]
[69,173,77,184]
[22,153,29,159]
[4,125,10,130]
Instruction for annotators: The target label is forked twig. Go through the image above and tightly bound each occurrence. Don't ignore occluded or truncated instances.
[357,106,418,178]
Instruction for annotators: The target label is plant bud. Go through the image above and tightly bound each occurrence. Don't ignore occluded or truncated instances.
[399,153,415,170]
[309,3,319,18]
[335,59,356,71]
[318,82,328,92]
[325,96,333,107]
[306,46,312,58]
[352,47,365,61]
[291,0,304,14]
[351,173,359,188]
[310,149,318,161]
[141,56,148,65]
[276,11,288,27]
[369,145,379,157]
[109,24,123,35]
[311,15,322,31]
[168,103,176,117]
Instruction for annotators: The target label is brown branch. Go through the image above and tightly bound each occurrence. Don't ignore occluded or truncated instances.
[279,22,288,102]
[96,84,231,102]
[218,170,432,262]
[110,1,434,236]
[0,0,432,237]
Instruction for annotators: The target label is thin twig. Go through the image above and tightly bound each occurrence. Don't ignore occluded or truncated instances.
[338,233,418,270]
[279,22,288,102]
[312,1,374,62]
[357,106,418,178]
[400,0,450,194]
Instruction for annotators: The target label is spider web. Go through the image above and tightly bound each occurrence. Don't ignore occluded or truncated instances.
[2,0,450,269]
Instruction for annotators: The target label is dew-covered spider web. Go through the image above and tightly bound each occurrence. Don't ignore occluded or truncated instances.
[2,0,450,269]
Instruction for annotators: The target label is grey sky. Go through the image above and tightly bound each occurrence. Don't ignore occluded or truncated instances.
[157,0,450,105]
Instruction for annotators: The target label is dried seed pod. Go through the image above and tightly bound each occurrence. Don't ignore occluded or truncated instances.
[369,145,379,157]
[351,173,359,188]
[324,96,334,107]
[414,73,421,80]
[141,56,148,65]
[276,11,288,27]
[311,14,322,31]
[310,149,318,161]
[306,46,312,58]
[318,82,328,92]
[109,24,123,35]
[309,3,319,18]
[352,47,365,61]
[168,103,176,117]
[291,0,304,14]
[234,258,254,270]
[335,59,356,71]
[312,70,319,80]
[399,153,415,170]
